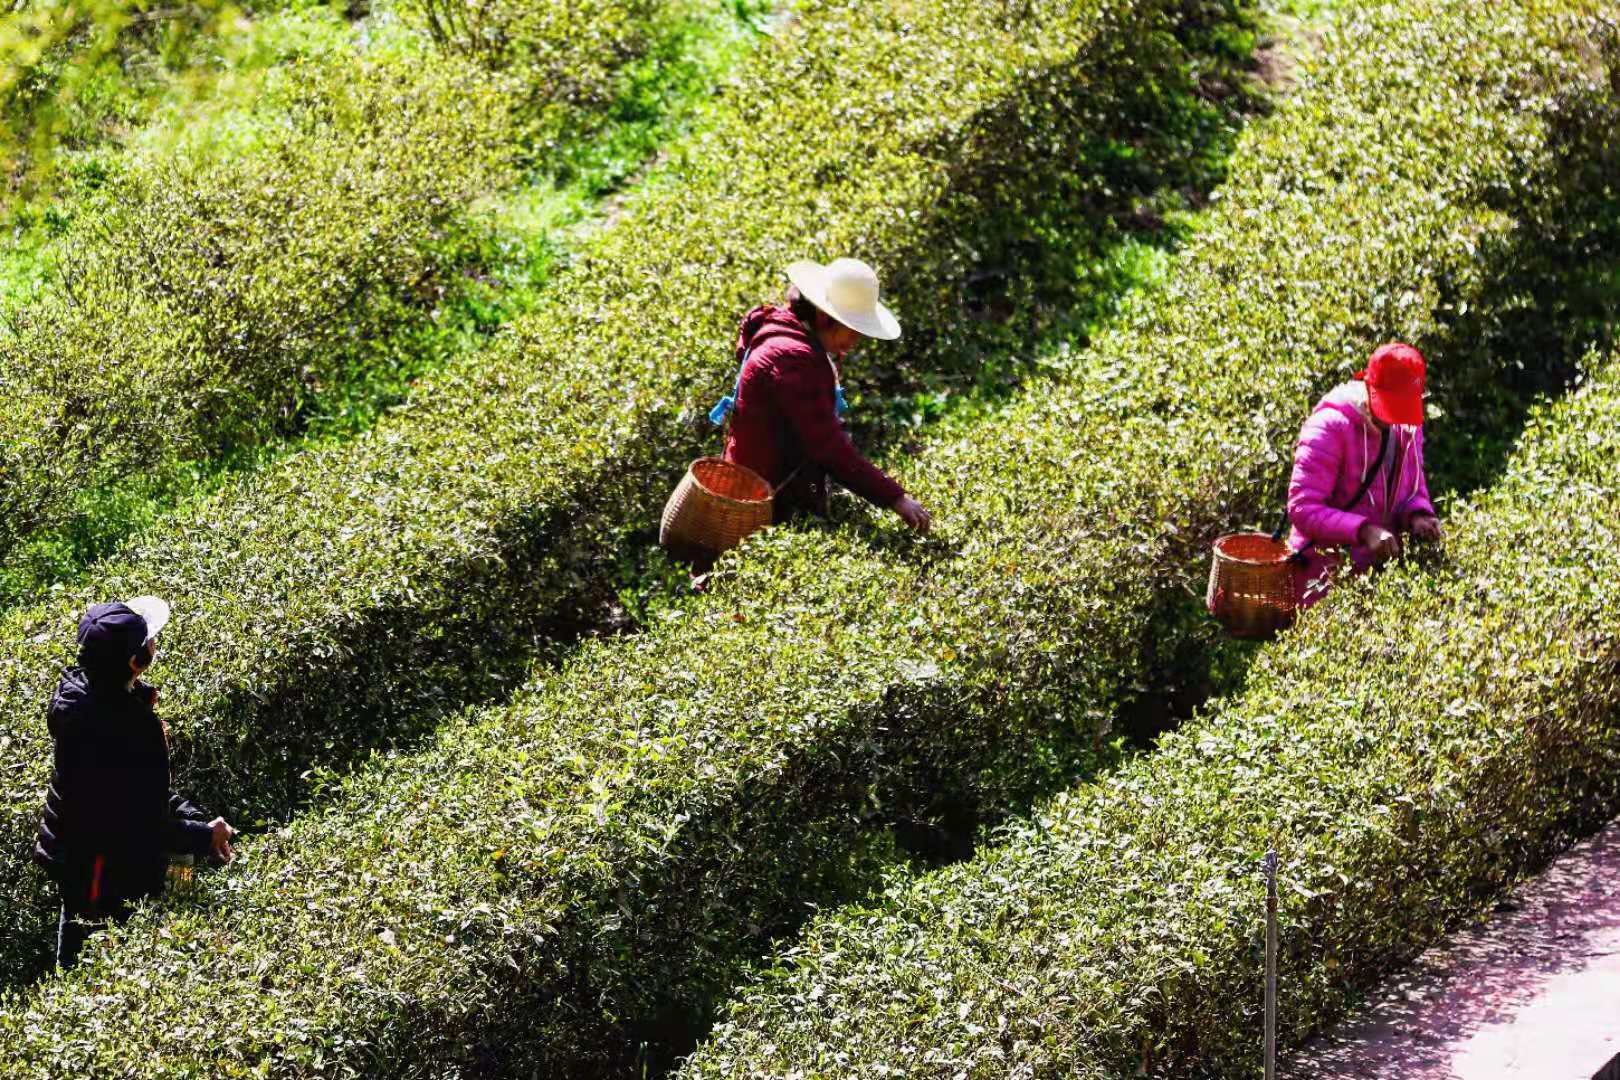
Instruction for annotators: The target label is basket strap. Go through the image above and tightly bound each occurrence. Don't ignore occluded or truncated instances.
[712,348,841,498]
[769,465,804,497]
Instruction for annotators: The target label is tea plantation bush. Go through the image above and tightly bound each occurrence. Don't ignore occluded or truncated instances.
[0,0,1597,1073]
[0,0,687,562]
[0,49,512,556]
[0,0,1239,983]
[403,0,664,153]
[679,344,1620,1079]
[0,0,236,193]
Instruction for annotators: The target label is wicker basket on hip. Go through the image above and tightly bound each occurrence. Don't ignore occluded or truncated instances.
[1207,532,1296,639]
[660,457,774,559]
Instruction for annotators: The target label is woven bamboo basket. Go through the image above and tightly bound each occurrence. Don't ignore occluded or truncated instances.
[1207,532,1297,639]
[660,457,774,558]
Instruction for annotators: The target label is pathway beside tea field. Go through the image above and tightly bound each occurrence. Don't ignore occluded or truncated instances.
[1284,820,1620,1079]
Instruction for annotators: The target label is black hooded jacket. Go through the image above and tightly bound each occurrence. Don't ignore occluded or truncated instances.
[33,667,214,906]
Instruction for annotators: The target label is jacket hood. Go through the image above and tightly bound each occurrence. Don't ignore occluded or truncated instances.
[1318,380,1378,430]
[738,304,817,361]
[47,666,135,738]
[1307,378,1424,526]
[48,667,96,740]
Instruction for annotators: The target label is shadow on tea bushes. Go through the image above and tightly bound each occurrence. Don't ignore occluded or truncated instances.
[677,342,1620,1078]
[0,0,1262,991]
[0,0,767,612]
[0,2,1600,1076]
[852,0,1266,443]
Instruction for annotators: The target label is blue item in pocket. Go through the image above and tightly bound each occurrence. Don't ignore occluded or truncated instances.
[710,351,749,428]
[708,391,737,427]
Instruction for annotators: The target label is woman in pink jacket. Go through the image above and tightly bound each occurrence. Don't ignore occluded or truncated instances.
[1287,342,1443,606]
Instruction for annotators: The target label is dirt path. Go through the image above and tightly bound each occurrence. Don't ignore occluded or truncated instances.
[1284,819,1620,1079]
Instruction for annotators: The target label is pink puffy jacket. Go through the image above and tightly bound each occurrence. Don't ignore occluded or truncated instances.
[1287,380,1433,607]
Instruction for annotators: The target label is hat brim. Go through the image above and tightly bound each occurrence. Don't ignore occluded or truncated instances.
[786,260,902,341]
[1367,383,1425,427]
[123,596,170,642]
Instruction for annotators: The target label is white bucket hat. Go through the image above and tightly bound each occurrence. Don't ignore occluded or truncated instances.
[785,257,902,341]
[124,595,171,643]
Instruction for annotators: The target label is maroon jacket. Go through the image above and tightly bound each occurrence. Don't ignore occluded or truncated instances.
[722,304,904,520]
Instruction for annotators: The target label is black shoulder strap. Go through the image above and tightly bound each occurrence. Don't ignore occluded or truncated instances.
[1272,425,1391,546]
[1345,425,1393,514]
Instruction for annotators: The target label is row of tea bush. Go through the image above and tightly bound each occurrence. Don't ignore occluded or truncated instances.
[679,350,1620,1077]
[0,0,677,562]
[679,16,1620,1072]
[0,50,509,552]
[0,0,1240,983]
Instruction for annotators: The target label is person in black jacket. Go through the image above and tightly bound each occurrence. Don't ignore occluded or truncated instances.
[33,597,235,969]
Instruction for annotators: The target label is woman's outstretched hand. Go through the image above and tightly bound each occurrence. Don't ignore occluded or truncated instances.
[208,817,236,864]
[893,495,932,533]
[1410,514,1442,543]
[1358,521,1401,563]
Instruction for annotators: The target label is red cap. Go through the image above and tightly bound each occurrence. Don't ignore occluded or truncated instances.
[1355,342,1426,427]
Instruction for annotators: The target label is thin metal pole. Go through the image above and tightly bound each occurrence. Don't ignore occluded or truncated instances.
[1264,848,1280,1080]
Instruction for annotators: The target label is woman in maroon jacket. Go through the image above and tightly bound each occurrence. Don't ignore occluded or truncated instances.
[721,257,931,531]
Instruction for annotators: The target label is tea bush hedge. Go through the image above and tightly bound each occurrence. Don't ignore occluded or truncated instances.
[0,48,513,556]
[0,0,1237,983]
[0,0,768,605]
[402,0,664,153]
[0,0,705,561]
[678,350,1620,1078]
[0,0,236,194]
[0,0,707,562]
[0,0,1598,1073]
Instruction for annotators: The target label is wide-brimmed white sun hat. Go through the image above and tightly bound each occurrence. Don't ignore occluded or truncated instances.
[123,596,171,643]
[785,257,902,341]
